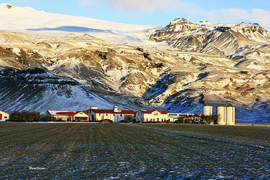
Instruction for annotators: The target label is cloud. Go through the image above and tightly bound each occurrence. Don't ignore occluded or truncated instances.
[218,8,270,28]
[251,9,270,28]
[78,0,270,29]
[78,0,197,13]
[221,9,250,21]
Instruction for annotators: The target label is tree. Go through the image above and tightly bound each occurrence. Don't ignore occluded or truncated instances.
[9,111,41,122]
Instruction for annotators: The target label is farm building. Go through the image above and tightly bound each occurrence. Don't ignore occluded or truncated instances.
[0,110,9,121]
[167,113,195,122]
[45,110,89,121]
[136,110,173,123]
[203,105,235,125]
[86,106,136,122]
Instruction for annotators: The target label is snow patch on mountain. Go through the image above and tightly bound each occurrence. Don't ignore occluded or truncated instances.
[0,3,156,46]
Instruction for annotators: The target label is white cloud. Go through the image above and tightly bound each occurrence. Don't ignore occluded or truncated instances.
[251,9,270,28]
[77,0,270,29]
[218,8,270,28]
[221,8,250,21]
[78,0,197,13]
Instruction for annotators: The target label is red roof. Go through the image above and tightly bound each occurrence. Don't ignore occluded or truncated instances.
[55,111,79,116]
[140,110,167,114]
[48,111,89,117]
[90,109,136,115]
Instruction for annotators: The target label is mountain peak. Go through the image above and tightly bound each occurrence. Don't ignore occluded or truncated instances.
[169,17,188,25]
[148,17,270,58]
[1,3,13,9]
[199,20,215,25]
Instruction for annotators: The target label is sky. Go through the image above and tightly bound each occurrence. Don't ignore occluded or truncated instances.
[2,0,270,30]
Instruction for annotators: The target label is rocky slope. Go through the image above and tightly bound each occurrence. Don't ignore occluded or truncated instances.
[0,66,149,113]
[148,18,270,63]
[0,30,270,123]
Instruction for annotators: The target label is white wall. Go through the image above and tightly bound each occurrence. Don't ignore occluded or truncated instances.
[0,111,9,120]
[91,112,134,122]
[136,110,172,123]
[74,112,89,121]
[91,112,115,121]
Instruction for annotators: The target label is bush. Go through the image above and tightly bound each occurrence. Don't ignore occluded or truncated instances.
[202,115,217,124]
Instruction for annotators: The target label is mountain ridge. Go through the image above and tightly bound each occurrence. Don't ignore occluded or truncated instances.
[148,17,270,62]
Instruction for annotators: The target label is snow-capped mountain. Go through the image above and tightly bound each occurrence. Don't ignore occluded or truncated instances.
[0,3,154,44]
[0,3,270,123]
[148,18,270,62]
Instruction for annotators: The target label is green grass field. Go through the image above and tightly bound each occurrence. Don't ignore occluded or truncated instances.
[0,123,269,179]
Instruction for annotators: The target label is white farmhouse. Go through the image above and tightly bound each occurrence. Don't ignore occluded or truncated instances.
[136,110,172,123]
[86,106,136,122]
[0,110,9,121]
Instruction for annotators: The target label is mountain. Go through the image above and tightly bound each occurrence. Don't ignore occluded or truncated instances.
[0,4,270,123]
[0,67,148,113]
[148,17,270,63]
[0,3,154,44]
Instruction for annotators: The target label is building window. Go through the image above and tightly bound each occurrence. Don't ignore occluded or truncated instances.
[106,114,108,116]
[154,112,158,116]
[146,118,148,122]
[99,113,101,116]
[4,116,7,118]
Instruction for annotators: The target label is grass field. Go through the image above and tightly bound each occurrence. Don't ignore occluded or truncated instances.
[0,123,269,179]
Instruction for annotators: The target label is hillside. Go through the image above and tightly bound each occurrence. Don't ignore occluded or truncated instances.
[0,4,270,123]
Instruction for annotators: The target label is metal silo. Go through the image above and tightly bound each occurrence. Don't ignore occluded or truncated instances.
[203,106,212,116]
[217,106,226,125]
[226,106,235,125]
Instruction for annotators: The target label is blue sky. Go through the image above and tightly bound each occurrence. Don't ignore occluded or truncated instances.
[2,0,270,30]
